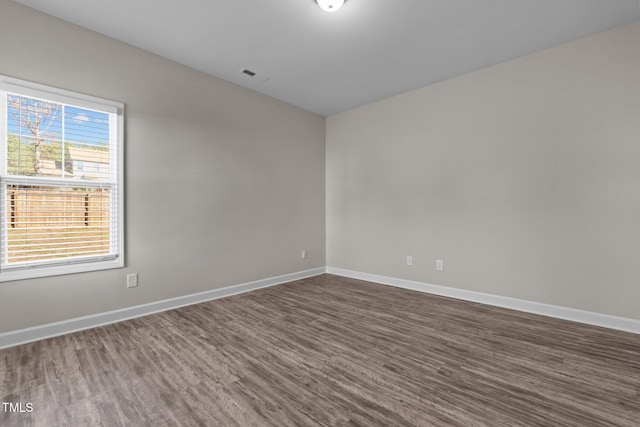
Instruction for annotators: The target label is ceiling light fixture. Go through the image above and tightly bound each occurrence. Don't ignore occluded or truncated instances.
[315,0,346,13]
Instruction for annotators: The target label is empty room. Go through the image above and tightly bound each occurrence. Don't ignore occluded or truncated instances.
[1,0,639,426]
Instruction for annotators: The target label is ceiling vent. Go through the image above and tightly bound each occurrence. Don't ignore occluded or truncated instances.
[240,68,269,82]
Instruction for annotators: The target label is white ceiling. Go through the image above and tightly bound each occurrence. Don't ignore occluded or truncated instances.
[12,0,640,116]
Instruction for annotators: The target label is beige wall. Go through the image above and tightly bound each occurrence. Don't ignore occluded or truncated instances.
[1,0,638,333]
[327,22,640,320]
[0,0,326,332]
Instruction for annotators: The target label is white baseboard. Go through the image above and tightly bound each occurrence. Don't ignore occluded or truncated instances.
[326,267,640,335]
[0,267,326,350]
[4,266,637,350]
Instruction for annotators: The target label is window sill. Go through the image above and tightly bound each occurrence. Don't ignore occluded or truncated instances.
[0,257,124,282]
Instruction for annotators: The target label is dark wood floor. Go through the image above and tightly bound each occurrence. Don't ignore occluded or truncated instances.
[1,274,639,426]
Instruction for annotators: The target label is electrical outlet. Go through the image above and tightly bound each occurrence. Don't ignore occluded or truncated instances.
[436,260,444,271]
[301,250,307,259]
[406,255,413,266]
[127,273,138,288]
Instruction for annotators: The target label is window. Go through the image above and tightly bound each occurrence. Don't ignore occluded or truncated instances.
[0,75,124,281]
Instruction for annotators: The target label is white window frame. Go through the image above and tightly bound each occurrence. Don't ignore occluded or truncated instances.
[0,75,124,281]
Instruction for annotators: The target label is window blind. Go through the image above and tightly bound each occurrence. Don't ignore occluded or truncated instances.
[1,182,117,267]
[1,77,123,277]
